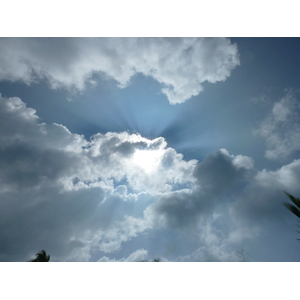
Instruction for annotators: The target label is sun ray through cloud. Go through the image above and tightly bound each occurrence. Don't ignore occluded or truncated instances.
[1,37,300,263]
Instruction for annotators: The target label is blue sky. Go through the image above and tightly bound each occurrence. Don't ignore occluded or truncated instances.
[1,37,300,262]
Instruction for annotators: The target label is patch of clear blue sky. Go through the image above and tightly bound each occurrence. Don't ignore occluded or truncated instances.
[1,38,300,171]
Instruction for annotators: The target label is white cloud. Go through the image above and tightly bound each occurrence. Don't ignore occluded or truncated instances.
[0,94,199,261]
[177,244,248,262]
[220,148,254,170]
[0,38,240,104]
[98,248,148,262]
[0,96,196,193]
[254,91,300,159]
[2,93,298,262]
[175,213,252,261]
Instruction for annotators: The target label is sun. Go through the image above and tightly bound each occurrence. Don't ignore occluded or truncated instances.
[131,149,164,173]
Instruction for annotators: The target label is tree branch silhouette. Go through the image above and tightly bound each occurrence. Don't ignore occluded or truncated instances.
[138,258,160,262]
[28,250,50,262]
[284,191,300,241]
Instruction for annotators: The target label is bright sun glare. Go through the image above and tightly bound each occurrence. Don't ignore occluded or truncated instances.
[132,149,164,173]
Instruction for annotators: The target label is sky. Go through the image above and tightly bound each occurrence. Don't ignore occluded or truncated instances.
[1,37,300,262]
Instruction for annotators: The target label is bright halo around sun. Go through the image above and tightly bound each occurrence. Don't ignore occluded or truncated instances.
[132,149,164,174]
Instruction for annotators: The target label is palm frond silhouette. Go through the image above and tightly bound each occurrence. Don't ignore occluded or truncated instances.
[138,258,160,262]
[28,250,50,262]
[284,191,300,241]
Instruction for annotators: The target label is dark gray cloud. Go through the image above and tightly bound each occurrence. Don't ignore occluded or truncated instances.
[0,182,106,261]
[148,149,254,229]
[194,148,253,193]
[0,144,76,189]
[230,158,300,225]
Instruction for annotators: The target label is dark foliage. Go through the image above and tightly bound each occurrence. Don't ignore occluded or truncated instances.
[137,258,160,262]
[28,250,50,262]
[284,191,300,241]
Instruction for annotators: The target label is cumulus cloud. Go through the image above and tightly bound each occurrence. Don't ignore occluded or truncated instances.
[2,93,298,261]
[145,149,254,230]
[2,93,258,262]
[230,158,300,225]
[255,91,300,159]
[0,94,199,261]
[0,37,240,104]
[0,94,197,193]
[194,148,253,191]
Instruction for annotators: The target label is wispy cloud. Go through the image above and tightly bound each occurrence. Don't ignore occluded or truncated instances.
[98,248,149,262]
[254,91,300,159]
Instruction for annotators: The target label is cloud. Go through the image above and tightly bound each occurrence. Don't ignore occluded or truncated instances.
[194,148,253,191]
[2,93,297,262]
[254,91,300,159]
[98,248,148,262]
[177,242,249,262]
[145,149,254,230]
[230,158,300,226]
[221,157,300,261]
[0,95,197,193]
[0,94,199,261]
[166,208,253,261]
[0,38,240,104]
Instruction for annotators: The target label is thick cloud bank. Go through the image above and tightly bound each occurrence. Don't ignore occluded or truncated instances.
[1,94,300,261]
[0,94,197,261]
[0,37,239,104]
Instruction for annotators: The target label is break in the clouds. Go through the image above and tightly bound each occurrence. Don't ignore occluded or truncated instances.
[0,37,239,104]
